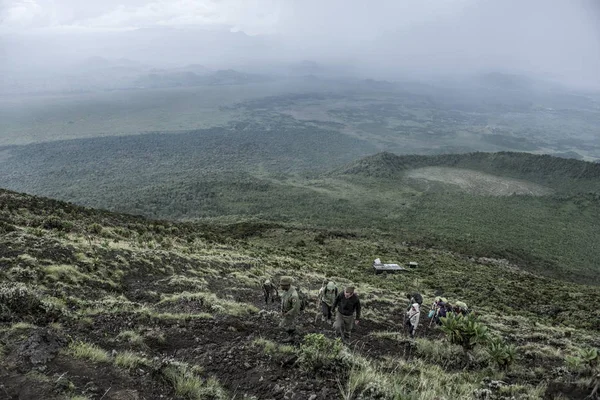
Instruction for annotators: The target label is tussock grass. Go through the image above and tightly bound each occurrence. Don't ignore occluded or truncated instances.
[67,341,110,363]
[159,291,258,316]
[10,322,36,331]
[44,264,86,283]
[116,330,145,346]
[150,311,214,321]
[229,270,261,287]
[25,370,51,382]
[114,351,151,370]
[81,296,146,315]
[159,275,208,290]
[414,337,465,368]
[519,343,565,360]
[252,338,295,356]
[16,253,38,264]
[161,362,228,400]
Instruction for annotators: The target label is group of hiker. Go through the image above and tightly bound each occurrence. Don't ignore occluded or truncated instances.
[262,277,469,343]
[427,296,470,325]
[263,277,361,343]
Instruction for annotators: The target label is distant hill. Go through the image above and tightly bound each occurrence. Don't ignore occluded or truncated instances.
[134,69,270,88]
[333,151,600,192]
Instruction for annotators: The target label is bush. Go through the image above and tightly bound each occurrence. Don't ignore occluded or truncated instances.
[566,347,599,374]
[440,313,489,352]
[297,333,346,373]
[0,283,64,323]
[88,223,103,235]
[0,283,43,321]
[43,216,73,232]
[0,221,16,234]
[486,336,517,370]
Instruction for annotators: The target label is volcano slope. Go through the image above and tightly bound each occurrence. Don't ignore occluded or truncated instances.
[0,188,599,400]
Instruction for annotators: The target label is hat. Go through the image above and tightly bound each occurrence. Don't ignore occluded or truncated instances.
[264,279,271,285]
[280,276,293,285]
[326,281,335,290]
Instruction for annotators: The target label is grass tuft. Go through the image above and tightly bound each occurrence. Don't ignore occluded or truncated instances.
[67,341,110,363]
[114,351,151,370]
[161,362,228,400]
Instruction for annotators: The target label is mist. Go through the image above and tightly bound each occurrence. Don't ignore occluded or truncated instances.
[2,0,599,92]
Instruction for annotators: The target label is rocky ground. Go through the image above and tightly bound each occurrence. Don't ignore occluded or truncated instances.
[1,189,599,399]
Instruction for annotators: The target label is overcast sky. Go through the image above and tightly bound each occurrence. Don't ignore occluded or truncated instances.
[1,0,599,88]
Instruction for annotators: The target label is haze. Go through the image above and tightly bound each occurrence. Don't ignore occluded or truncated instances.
[1,0,599,91]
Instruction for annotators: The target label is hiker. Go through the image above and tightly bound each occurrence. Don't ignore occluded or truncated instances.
[454,301,469,315]
[279,276,301,343]
[405,301,420,338]
[262,279,279,304]
[318,281,338,324]
[407,292,423,310]
[332,286,361,343]
[436,301,448,323]
[428,296,447,326]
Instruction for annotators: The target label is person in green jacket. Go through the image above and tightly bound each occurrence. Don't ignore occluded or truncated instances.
[318,281,338,324]
[279,276,300,343]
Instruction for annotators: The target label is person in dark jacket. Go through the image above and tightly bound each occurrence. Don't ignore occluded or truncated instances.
[332,286,361,343]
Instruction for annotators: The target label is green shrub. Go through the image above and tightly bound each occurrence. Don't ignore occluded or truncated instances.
[0,221,16,234]
[88,223,103,235]
[566,347,599,373]
[0,283,61,322]
[297,333,346,373]
[440,313,489,352]
[486,336,517,370]
[43,216,72,231]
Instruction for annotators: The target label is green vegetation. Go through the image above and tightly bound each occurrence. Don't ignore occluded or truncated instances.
[297,333,345,373]
[2,142,600,283]
[1,156,599,399]
[114,351,152,370]
[161,362,228,400]
[67,341,111,363]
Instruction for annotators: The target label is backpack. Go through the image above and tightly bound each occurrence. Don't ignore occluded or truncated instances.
[296,287,308,312]
[412,292,423,305]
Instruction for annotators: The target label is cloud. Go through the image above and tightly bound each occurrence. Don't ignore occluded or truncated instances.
[0,0,282,34]
[1,0,598,88]
[1,0,47,28]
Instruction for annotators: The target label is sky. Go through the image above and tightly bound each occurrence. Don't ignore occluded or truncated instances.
[1,0,599,88]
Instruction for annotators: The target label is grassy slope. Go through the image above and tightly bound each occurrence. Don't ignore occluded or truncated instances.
[2,141,600,284]
[0,188,599,400]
